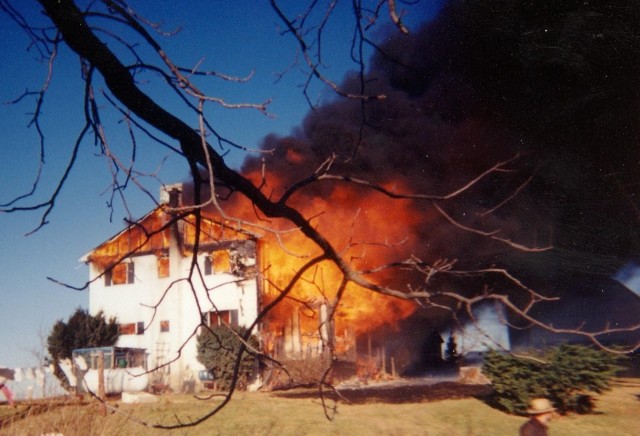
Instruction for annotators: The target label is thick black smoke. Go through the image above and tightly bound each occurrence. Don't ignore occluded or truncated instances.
[382,0,640,272]
[239,1,640,292]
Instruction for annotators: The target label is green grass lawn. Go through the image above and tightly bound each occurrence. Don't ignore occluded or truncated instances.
[2,379,639,435]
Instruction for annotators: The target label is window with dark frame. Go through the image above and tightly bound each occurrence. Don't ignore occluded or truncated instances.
[105,262,135,286]
[118,321,145,335]
[207,310,238,328]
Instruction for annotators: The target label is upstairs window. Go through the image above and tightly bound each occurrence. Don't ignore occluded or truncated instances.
[203,244,257,278]
[157,256,170,278]
[204,251,231,275]
[105,262,135,286]
[204,256,212,275]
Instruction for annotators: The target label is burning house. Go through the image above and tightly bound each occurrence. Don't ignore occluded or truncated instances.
[84,183,503,390]
[80,8,640,384]
[83,184,262,390]
[82,180,640,391]
[79,2,640,390]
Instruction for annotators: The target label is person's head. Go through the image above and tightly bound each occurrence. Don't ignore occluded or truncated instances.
[527,398,556,424]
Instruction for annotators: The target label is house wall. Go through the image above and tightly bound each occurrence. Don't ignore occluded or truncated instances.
[88,252,259,391]
[441,302,511,359]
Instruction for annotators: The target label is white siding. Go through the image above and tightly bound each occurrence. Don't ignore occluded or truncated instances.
[88,251,259,390]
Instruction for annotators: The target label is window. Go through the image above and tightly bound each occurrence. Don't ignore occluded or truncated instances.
[160,320,170,332]
[206,310,238,328]
[204,251,231,275]
[119,322,144,335]
[213,251,231,273]
[105,262,135,286]
[157,256,170,278]
[119,323,136,335]
[204,256,212,275]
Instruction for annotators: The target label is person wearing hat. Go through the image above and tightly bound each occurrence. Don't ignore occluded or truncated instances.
[519,398,555,436]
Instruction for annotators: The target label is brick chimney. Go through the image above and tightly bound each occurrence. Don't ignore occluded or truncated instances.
[160,183,183,207]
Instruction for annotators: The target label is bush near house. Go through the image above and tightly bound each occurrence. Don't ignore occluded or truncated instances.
[482,344,626,415]
[196,325,259,390]
[47,308,119,389]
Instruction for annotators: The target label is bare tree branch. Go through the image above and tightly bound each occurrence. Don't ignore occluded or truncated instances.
[2,1,637,430]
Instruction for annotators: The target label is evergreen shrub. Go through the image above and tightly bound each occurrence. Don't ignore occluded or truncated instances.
[196,325,259,390]
[482,344,625,415]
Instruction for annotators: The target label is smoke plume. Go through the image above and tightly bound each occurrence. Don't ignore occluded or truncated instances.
[178,2,640,352]
[234,0,640,288]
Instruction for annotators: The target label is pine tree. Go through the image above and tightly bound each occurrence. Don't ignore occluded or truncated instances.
[47,308,119,389]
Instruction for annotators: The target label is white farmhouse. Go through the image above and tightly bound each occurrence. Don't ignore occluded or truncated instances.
[82,185,261,391]
[81,184,631,389]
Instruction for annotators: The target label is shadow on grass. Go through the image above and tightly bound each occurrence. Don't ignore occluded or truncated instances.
[272,381,492,405]
[0,397,87,430]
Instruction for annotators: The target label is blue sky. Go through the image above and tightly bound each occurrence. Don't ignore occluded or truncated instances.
[0,1,442,368]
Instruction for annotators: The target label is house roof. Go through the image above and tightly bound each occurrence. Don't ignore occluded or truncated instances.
[614,263,640,299]
[80,205,259,266]
[79,207,161,263]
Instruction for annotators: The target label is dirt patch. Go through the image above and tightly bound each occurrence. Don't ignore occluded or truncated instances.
[272,381,492,405]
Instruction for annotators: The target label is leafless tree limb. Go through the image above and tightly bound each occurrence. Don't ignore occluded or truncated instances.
[2,0,637,429]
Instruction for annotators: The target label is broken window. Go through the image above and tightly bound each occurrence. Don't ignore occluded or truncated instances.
[203,241,257,278]
[105,262,135,286]
[206,310,238,328]
[204,251,232,275]
[213,250,231,274]
[157,256,169,278]
[229,240,257,277]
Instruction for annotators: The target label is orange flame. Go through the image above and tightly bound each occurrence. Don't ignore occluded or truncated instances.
[88,173,433,361]
[225,172,430,358]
